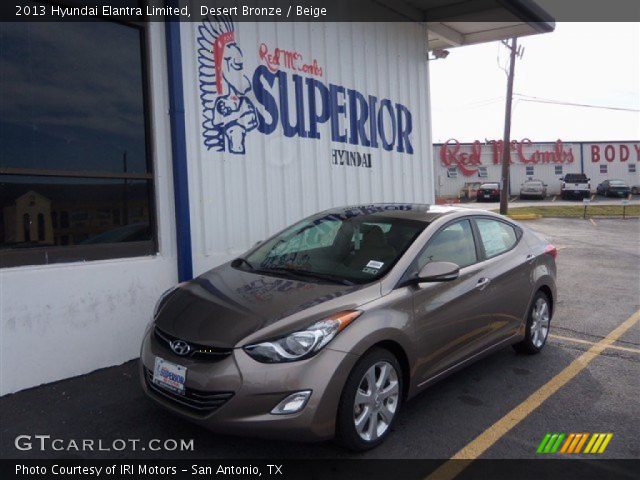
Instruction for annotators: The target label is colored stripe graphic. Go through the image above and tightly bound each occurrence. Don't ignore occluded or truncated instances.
[544,433,614,455]
[585,433,614,454]
[537,433,566,454]
[560,433,575,453]
[536,433,552,453]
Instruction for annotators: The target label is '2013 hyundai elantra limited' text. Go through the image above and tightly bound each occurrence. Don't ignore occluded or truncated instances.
[140,204,557,450]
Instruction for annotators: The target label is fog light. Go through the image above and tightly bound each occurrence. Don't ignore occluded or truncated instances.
[270,391,312,415]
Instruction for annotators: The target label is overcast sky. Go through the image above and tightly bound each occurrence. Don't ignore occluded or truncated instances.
[429,22,640,143]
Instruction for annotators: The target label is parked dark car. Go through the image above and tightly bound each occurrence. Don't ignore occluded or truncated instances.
[476,182,501,202]
[140,205,557,451]
[632,185,640,196]
[596,180,631,198]
[560,173,590,200]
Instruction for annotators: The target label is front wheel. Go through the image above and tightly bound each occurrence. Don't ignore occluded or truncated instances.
[513,291,551,354]
[335,348,402,451]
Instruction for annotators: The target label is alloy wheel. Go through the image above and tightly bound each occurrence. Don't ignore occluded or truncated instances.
[353,361,400,442]
[531,297,550,348]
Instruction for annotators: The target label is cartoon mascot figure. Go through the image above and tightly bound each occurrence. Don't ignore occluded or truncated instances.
[197,16,257,154]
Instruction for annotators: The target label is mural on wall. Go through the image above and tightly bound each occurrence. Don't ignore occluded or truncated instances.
[196,16,415,160]
[197,16,258,154]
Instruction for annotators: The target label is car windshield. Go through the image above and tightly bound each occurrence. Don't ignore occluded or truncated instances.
[480,183,499,189]
[241,211,427,284]
[524,181,542,186]
[609,180,626,186]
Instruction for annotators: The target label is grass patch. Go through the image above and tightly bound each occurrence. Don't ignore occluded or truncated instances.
[494,205,639,218]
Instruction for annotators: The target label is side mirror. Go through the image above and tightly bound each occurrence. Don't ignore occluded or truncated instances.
[416,261,460,283]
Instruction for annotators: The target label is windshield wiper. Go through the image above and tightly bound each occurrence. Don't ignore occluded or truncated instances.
[233,257,255,270]
[260,266,354,286]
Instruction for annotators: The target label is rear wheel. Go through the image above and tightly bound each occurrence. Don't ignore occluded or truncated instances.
[335,348,402,451]
[514,291,551,354]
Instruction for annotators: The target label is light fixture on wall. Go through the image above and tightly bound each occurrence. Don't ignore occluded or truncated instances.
[429,49,450,60]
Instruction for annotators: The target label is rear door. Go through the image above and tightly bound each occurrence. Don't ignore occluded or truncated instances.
[410,219,495,384]
[470,217,533,345]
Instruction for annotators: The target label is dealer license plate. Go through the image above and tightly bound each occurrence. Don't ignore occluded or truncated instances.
[153,357,186,395]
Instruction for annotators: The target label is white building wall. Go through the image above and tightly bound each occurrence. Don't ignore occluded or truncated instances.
[0,23,179,395]
[180,17,433,275]
[583,142,640,188]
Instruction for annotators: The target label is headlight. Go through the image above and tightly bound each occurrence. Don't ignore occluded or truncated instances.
[244,311,361,363]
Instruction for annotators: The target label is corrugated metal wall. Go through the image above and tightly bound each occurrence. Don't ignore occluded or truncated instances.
[434,141,639,197]
[180,16,433,274]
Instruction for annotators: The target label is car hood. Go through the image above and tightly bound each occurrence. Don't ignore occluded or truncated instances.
[154,263,378,349]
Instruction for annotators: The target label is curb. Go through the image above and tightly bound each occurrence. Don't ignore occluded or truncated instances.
[507,214,542,220]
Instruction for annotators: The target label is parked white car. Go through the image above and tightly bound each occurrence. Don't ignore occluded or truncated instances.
[520,179,547,199]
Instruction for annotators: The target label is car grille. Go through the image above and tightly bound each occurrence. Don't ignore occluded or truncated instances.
[154,326,232,361]
[144,368,234,415]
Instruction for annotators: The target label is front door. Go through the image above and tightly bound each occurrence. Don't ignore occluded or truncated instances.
[411,219,494,384]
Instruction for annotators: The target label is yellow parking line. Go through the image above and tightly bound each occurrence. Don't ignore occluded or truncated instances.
[590,218,597,226]
[590,194,595,201]
[550,333,640,355]
[425,309,640,480]
[552,195,556,202]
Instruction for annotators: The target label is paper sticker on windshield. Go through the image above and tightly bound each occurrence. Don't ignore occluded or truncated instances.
[366,260,384,269]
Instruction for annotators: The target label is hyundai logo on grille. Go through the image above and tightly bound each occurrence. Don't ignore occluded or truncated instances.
[170,339,191,356]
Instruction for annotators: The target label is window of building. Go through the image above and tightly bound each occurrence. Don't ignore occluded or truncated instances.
[555,165,563,175]
[447,167,458,178]
[0,16,156,268]
[477,167,488,178]
[629,164,636,173]
[600,164,608,174]
[525,165,535,176]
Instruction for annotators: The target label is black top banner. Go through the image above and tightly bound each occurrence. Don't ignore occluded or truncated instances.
[0,0,639,22]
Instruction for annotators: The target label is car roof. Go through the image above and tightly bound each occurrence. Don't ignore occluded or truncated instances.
[321,203,477,223]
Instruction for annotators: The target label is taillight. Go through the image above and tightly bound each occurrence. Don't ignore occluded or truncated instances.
[544,244,558,259]
[493,189,498,194]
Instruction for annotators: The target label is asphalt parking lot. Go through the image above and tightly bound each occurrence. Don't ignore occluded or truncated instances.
[1,218,638,461]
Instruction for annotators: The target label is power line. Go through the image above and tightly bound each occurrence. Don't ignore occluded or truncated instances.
[513,94,640,112]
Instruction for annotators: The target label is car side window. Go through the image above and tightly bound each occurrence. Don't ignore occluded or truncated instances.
[417,220,477,269]
[475,218,518,258]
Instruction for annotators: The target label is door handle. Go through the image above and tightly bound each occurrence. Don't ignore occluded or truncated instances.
[475,277,491,290]
[526,253,535,261]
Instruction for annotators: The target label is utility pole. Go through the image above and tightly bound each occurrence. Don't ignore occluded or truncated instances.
[499,37,523,215]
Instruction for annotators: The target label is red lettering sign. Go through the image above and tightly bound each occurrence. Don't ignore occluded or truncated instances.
[441,138,575,176]
[439,139,482,176]
[259,43,323,77]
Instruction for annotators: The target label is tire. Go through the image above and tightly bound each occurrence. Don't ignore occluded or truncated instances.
[335,348,403,451]
[513,291,551,354]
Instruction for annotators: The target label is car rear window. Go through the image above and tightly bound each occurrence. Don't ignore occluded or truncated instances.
[475,219,518,258]
[564,174,587,182]
[610,180,626,186]
[480,183,499,189]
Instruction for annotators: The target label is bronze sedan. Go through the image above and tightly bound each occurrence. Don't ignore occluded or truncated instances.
[140,204,557,450]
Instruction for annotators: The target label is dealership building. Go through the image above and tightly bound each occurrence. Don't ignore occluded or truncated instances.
[0,1,556,395]
[434,139,640,199]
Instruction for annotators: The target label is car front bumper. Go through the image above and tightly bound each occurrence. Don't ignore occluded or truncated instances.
[139,327,358,441]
